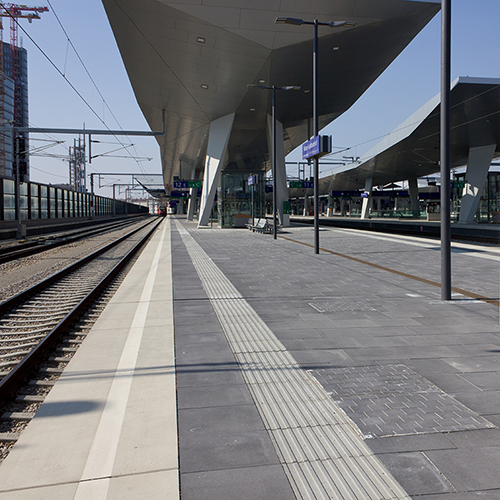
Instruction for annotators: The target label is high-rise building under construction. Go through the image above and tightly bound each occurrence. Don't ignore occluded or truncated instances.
[0,42,28,180]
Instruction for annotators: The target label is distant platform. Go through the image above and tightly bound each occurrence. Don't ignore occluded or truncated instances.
[291,215,500,243]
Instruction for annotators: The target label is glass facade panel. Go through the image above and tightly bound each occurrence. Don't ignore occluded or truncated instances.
[57,189,63,217]
[31,191,39,219]
[220,172,265,228]
[50,187,56,218]
[3,179,15,194]
[40,185,48,218]
[4,208,15,220]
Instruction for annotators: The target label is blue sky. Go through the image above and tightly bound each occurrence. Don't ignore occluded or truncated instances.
[19,0,500,197]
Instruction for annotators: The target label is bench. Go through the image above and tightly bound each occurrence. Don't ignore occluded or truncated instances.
[246,218,266,233]
[247,218,280,234]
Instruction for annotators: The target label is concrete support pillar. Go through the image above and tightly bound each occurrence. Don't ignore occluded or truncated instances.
[340,199,346,216]
[459,144,496,223]
[198,113,235,227]
[187,168,197,221]
[304,195,309,216]
[266,115,289,226]
[408,178,419,216]
[361,177,373,219]
[326,195,332,217]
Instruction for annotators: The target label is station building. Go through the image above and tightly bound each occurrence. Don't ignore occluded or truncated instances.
[102,0,444,227]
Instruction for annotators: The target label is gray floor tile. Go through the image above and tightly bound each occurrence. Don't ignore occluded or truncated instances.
[368,433,456,454]
[177,384,254,410]
[180,465,295,500]
[443,429,500,449]
[178,405,280,473]
[377,451,455,495]
[426,447,500,491]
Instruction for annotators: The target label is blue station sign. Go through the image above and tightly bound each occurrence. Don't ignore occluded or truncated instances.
[302,135,332,160]
[248,174,258,186]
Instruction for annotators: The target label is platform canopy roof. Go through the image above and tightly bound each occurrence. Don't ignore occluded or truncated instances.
[102,0,440,195]
[320,77,500,191]
[133,174,167,199]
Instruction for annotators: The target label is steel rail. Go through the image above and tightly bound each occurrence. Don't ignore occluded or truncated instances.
[0,217,163,405]
[0,216,150,265]
[0,217,158,314]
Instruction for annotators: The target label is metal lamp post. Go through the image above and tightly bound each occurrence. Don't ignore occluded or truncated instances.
[275,17,355,253]
[247,84,301,239]
[441,0,452,300]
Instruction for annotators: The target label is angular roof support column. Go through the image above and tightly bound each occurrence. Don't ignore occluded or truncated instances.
[187,168,197,221]
[267,115,289,226]
[458,144,496,223]
[198,113,235,227]
[408,178,419,217]
[361,177,373,219]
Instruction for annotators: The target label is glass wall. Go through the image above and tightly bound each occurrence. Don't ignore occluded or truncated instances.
[49,187,56,218]
[3,179,15,220]
[19,183,28,220]
[31,183,39,219]
[40,185,48,219]
[220,172,265,228]
[0,178,158,222]
[453,172,500,222]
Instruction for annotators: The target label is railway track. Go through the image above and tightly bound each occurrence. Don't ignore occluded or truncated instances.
[0,216,163,454]
[0,216,149,265]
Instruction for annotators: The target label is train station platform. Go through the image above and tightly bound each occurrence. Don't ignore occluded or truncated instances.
[1,216,500,499]
[291,214,500,244]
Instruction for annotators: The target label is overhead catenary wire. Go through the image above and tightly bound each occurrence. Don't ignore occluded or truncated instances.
[45,0,149,169]
[0,1,152,176]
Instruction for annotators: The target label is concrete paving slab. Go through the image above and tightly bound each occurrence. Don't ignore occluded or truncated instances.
[459,371,500,390]
[0,483,78,500]
[178,405,281,473]
[453,391,500,416]
[175,361,247,388]
[106,470,179,500]
[367,433,456,454]
[414,492,500,499]
[426,447,500,491]
[376,452,455,495]
[180,465,295,500]
[177,383,254,410]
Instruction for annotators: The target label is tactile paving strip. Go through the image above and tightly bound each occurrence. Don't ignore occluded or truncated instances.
[309,364,495,438]
[176,222,411,500]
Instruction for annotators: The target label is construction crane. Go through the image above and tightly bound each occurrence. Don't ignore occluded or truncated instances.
[0,3,48,177]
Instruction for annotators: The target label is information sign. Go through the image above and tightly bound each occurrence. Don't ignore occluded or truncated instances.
[302,135,332,159]
[173,180,202,189]
[173,181,188,189]
[248,175,258,186]
[289,181,314,189]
